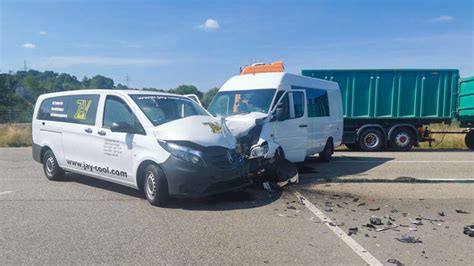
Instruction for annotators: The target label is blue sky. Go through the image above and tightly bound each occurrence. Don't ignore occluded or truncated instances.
[1,0,472,90]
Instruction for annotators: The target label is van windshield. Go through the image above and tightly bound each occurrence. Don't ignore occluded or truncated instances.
[208,89,276,117]
[131,95,209,126]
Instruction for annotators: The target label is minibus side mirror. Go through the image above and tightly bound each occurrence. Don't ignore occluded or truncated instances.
[110,122,134,133]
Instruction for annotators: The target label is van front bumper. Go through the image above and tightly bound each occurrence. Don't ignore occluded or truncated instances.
[160,156,252,198]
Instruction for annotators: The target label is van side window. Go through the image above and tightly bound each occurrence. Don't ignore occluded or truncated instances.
[292,92,304,118]
[37,96,69,121]
[292,86,330,117]
[103,96,145,134]
[66,95,100,125]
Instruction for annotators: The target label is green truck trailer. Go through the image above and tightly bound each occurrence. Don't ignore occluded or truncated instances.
[302,69,474,151]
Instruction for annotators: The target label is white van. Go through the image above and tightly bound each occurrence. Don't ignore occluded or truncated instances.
[208,64,343,173]
[32,90,251,206]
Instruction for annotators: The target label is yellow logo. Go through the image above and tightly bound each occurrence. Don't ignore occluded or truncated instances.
[74,100,92,120]
[202,122,222,134]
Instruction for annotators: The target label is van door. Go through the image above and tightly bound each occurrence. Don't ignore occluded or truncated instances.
[96,95,146,183]
[271,90,308,162]
[62,94,102,174]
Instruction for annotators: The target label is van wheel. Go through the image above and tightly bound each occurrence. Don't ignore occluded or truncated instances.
[359,128,384,151]
[42,150,64,181]
[390,127,415,151]
[465,131,474,150]
[319,139,334,162]
[143,164,169,207]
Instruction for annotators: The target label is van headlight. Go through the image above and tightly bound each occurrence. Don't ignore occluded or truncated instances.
[250,142,269,157]
[158,141,206,166]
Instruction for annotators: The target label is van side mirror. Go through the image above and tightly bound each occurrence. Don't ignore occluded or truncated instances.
[110,122,134,133]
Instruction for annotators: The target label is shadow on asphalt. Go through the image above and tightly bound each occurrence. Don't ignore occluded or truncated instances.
[62,172,282,210]
[297,155,395,185]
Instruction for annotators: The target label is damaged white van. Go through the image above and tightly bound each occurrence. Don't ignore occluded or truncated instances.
[208,62,343,183]
[32,90,250,206]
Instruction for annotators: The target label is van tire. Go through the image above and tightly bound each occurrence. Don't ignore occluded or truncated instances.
[42,150,65,181]
[359,128,384,151]
[319,139,334,162]
[143,164,169,207]
[465,131,474,150]
[389,127,415,151]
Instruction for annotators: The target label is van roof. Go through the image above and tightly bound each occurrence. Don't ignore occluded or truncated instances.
[219,72,339,92]
[37,89,186,99]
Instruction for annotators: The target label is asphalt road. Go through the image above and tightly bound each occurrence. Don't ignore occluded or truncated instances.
[1,148,473,265]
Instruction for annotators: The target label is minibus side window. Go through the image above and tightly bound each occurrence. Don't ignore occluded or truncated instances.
[292,86,330,117]
[292,92,304,118]
[103,96,145,135]
[37,96,69,121]
[66,95,100,125]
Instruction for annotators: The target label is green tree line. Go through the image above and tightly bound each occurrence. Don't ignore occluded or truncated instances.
[0,70,219,122]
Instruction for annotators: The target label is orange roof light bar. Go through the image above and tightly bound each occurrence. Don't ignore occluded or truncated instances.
[240,61,285,75]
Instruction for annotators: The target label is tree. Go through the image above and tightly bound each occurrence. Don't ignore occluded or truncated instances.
[87,75,114,89]
[170,85,203,99]
[201,87,219,108]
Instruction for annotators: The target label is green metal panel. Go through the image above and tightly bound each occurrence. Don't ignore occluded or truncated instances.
[458,77,474,122]
[302,69,459,120]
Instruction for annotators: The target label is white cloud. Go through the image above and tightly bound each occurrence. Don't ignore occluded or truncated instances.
[197,19,220,30]
[38,31,48,35]
[22,43,35,49]
[29,56,171,68]
[429,15,453,22]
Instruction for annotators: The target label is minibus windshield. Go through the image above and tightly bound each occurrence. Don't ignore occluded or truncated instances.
[131,95,209,126]
[208,89,276,117]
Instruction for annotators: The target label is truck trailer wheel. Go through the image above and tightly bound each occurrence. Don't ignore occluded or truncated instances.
[465,131,474,150]
[358,129,384,151]
[389,127,415,151]
[42,149,65,181]
[143,164,169,207]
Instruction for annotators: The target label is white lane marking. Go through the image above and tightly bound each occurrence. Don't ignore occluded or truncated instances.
[333,160,473,163]
[294,191,383,266]
[0,191,13,196]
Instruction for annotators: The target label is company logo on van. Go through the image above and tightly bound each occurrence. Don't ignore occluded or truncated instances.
[202,121,222,134]
[74,99,92,120]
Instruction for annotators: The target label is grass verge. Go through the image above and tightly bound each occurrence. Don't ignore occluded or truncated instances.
[0,123,32,147]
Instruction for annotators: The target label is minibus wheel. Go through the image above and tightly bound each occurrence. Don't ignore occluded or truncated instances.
[42,150,65,181]
[319,139,334,162]
[143,164,169,206]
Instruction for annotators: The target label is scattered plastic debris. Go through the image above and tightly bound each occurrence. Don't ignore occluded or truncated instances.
[456,209,470,214]
[287,205,297,210]
[370,216,383,225]
[357,203,366,207]
[411,219,423,226]
[324,207,334,212]
[396,235,422,244]
[463,225,474,237]
[353,198,359,202]
[387,258,405,266]
[369,207,380,211]
[364,223,377,229]
[389,215,396,222]
[376,224,398,232]
[438,212,445,217]
[348,227,358,236]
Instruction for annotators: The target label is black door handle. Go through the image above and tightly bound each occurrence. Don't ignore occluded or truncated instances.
[299,124,308,128]
[84,128,92,133]
[41,122,45,126]
[98,130,106,136]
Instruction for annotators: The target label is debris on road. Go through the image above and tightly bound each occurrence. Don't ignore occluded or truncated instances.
[376,224,398,232]
[348,227,358,236]
[369,207,380,211]
[438,212,445,217]
[463,225,474,237]
[456,209,470,214]
[387,258,405,266]
[357,203,366,207]
[396,235,423,244]
[411,219,423,226]
[364,223,377,230]
[370,215,383,225]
